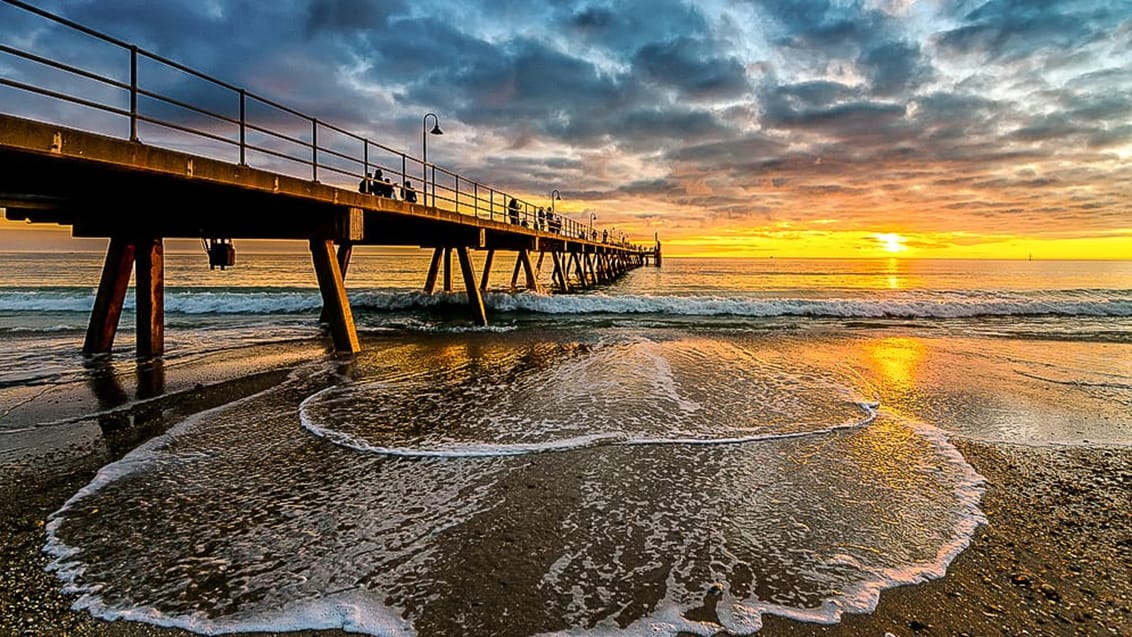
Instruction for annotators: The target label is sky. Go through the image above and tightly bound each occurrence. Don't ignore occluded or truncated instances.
[1,0,1131,258]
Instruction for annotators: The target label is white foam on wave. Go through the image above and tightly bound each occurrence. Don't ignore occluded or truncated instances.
[300,378,879,458]
[3,288,1128,318]
[535,410,986,637]
[63,588,411,637]
[488,290,1132,318]
[38,360,419,637]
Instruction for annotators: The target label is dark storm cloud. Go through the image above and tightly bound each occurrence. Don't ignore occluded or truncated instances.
[934,0,1116,61]
[631,37,751,99]
[859,40,931,96]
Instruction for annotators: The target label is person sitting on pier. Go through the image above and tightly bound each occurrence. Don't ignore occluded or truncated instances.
[403,180,418,203]
[508,198,520,224]
[371,169,394,197]
[359,172,373,194]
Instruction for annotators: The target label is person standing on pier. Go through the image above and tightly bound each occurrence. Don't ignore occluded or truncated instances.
[508,198,520,224]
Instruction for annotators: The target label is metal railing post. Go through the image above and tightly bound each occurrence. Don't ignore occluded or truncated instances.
[311,118,318,182]
[454,175,459,214]
[363,139,369,181]
[474,183,479,218]
[238,89,246,165]
[401,154,407,194]
[129,45,138,141]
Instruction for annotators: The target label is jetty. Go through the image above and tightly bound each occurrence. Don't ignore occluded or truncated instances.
[0,1,660,357]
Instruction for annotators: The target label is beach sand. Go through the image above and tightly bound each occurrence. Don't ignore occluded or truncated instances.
[1,340,1129,637]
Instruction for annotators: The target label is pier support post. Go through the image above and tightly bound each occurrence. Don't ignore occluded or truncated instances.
[83,237,136,355]
[443,247,453,293]
[552,251,570,293]
[510,253,523,288]
[319,242,353,323]
[310,239,360,354]
[518,249,540,293]
[456,247,488,326]
[134,237,165,359]
[424,247,443,294]
[480,249,495,291]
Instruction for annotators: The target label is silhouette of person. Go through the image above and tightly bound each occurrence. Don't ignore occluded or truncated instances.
[359,172,373,193]
[403,180,417,203]
[537,207,546,231]
[371,169,393,197]
[508,198,520,224]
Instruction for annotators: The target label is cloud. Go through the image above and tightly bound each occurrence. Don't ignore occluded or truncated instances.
[934,0,1116,62]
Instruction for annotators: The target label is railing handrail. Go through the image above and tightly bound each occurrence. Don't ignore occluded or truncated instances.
[0,0,653,253]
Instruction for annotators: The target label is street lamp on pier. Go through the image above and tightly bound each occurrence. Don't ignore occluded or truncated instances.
[422,113,443,205]
[550,189,561,213]
[589,212,596,239]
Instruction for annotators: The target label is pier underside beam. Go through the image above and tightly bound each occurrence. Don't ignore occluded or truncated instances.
[83,237,135,355]
[310,239,360,354]
[456,247,488,326]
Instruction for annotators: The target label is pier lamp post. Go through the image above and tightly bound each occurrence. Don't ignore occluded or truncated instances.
[589,213,596,239]
[550,189,561,213]
[422,113,443,206]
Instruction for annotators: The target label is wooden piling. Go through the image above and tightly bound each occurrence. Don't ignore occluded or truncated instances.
[310,239,360,354]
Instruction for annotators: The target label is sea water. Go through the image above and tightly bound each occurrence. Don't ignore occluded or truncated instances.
[2,251,1130,635]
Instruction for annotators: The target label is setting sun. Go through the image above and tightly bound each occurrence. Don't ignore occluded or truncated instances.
[875,233,908,254]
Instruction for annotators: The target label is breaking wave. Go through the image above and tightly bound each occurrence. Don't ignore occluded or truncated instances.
[1,288,1128,318]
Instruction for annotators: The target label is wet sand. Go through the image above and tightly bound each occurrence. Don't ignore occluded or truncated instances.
[1,342,1129,636]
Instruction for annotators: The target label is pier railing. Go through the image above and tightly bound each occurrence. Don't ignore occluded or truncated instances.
[0,0,630,245]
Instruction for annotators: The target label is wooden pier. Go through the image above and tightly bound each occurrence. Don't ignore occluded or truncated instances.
[0,2,660,358]
[0,116,658,357]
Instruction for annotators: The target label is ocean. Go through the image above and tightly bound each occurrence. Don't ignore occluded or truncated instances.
[1,251,1130,636]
